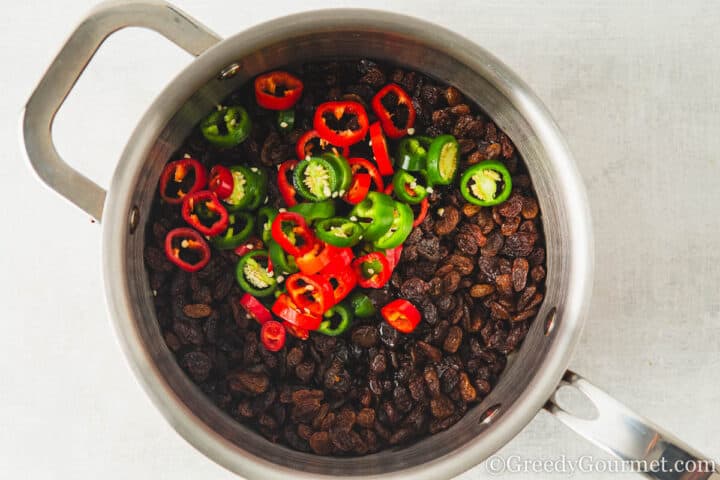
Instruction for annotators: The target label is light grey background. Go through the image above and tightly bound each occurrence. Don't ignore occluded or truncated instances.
[2,1,719,478]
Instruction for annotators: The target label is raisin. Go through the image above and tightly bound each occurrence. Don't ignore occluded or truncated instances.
[182,303,212,319]
[443,326,463,353]
[433,206,460,236]
[227,371,269,396]
[430,394,454,419]
[183,351,212,382]
[512,258,529,292]
[351,325,379,348]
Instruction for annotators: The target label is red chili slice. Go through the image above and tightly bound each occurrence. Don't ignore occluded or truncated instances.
[164,227,211,272]
[272,294,322,330]
[320,262,358,304]
[384,245,403,272]
[295,242,352,275]
[159,158,207,204]
[348,157,384,191]
[353,251,391,289]
[296,130,349,160]
[271,211,315,256]
[260,320,287,352]
[285,273,335,316]
[412,197,430,227]
[254,71,304,111]
[278,160,299,207]
[371,83,416,139]
[313,101,369,148]
[283,321,310,340]
[239,293,274,325]
[381,299,421,333]
[344,173,371,204]
[181,190,229,237]
[369,122,394,176]
[208,165,234,200]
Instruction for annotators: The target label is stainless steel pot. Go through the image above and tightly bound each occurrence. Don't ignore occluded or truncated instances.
[22,1,717,478]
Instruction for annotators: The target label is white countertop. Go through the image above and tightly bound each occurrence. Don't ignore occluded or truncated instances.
[2,1,719,478]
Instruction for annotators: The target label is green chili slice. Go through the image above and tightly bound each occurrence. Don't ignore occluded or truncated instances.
[426,134,459,185]
[372,202,414,249]
[315,217,363,247]
[317,302,354,336]
[235,250,276,297]
[349,292,376,318]
[256,206,278,243]
[200,105,252,148]
[392,169,428,204]
[460,160,512,206]
[288,200,336,223]
[211,212,254,250]
[293,156,338,201]
[396,136,431,171]
[350,191,395,241]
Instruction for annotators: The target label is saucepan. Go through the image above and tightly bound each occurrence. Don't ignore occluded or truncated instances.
[22,1,717,478]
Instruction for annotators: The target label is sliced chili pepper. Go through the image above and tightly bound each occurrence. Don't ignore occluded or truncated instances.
[349,191,395,241]
[164,227,211,272]
[254,71,303,111]
[181,190,229,237]
[369,122,393,176]
[373,202,414,249]
[460,160,513,206]
[233,237,264,257]
[239,293,274,325]
[211,212,254,250]
[260,320,286,352]
[384,245,403,273]
[296,130,349,160]
[257,206,278,243]
[371,83,416,139]
[385,182,429,228]
[286,272,335,316]
[381,299,421,333]
[159,158,207,205]
[391,169,428,204]
[396,136,432,171]
[208,165,233,200]
[353,252,391,289]
[292,156,338,201]
[317,302,353,336]
[283,321,310,340]
[295,242,352,275]
[288,200,336,223]
[349,157,384,191]
[321,152,352,194]
[223,166,265,212]
[271,211,315,256]
[315,217,363,247]
[235,250,277,297]
[272,294,322,330]
[413,198,429,228]
[200,105,252,148]
[349,292,376,318]
[277,109,295,132]
[320,263,357,304]
[313,101,369,147]
[426,134,459,185]
[277,160,299,207]
[345,173,371,204]
[267,239,298,276]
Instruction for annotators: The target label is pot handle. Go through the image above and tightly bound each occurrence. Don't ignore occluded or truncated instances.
[545,370,719,479]
[21,0,221,222]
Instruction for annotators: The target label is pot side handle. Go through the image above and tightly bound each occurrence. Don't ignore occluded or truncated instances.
[545,370,719,479]
[21,0,221,222]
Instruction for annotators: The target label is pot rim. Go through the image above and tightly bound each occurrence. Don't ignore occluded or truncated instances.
[102,8,593,479]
